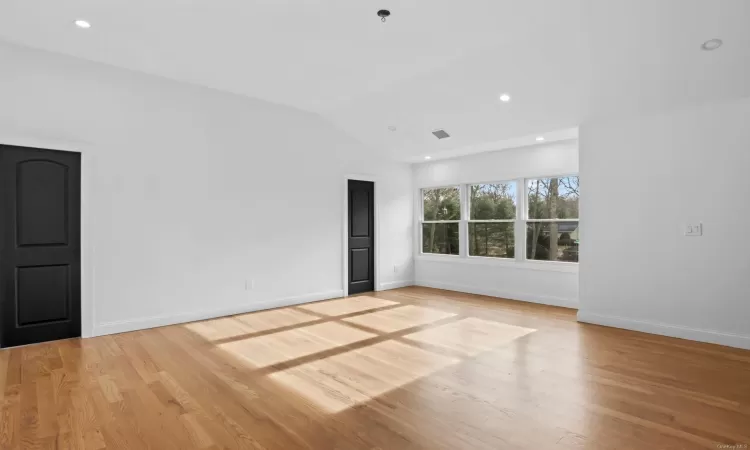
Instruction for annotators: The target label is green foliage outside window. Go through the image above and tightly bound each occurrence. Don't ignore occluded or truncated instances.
[422,187,460,254]
[469,183,516,258]
[527,177,579,262]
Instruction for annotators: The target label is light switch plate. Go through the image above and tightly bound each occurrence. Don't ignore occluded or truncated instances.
[685,223,703,237]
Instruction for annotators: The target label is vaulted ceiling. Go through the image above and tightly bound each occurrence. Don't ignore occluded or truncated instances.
[1,0,748,162]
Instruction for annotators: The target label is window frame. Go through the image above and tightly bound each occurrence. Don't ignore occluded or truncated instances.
[466,180,518,260]
[523,174,580,265]
[419,185,462,257]
[417,174,579,267]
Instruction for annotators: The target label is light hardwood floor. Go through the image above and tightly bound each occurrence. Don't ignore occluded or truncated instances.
[1,287,749,449]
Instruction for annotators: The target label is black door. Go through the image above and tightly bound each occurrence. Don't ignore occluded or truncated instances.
[0,145,81,348]
[348,180,374,295]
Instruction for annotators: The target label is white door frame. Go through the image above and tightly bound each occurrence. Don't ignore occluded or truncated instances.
[0,130,96,338]
[342,174,379,296]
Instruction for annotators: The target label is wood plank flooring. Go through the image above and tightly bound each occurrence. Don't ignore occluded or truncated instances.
[1,287,749,449]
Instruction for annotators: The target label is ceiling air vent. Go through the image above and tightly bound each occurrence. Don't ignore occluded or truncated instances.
[432,129,451,140]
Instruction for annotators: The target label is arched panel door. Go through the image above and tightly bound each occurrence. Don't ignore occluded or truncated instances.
[0,145,81,348]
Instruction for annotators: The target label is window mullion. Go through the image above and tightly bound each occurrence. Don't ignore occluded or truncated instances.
[515,178,525,262]
[459,184,469,258]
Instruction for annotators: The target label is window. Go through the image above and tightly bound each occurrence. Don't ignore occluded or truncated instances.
[526,176,579,262]
[421,186,460,255]
[418,175,579,265]
[468,183,516,258]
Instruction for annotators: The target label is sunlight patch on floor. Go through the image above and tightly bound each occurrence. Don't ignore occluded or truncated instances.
[403,318,536,356]
[218,322,375,368]
[342,304,456,333]
[184,317,251,341]
[298,296,399,316]
[185,308,320,341]
[268,340,460,413]
[233,308,319,333]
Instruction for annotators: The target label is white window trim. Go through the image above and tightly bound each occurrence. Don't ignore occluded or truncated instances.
[466,180,517,261]
[417,175,579,271]
[419,185,462,257]
[523,175,579,265]
[415,253,578,273]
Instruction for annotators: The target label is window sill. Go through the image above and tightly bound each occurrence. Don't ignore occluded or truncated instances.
[415,254,579,273]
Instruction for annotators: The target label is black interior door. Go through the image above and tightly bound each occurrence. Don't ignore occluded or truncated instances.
[0,145,81,348]
[348,180,374,295]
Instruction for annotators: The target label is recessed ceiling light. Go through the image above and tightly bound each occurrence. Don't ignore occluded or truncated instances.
[388,125,397,131]
[499,93,511,102]
[424,156,432,160]
[74,19,91,29]
[536,136,545,141]
[701,38,722,51]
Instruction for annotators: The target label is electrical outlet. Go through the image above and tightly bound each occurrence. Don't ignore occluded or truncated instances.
[245,279,255,291]
[684,223,703,237]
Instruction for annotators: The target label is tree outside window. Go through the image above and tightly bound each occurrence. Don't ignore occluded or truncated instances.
[527,176,579,262]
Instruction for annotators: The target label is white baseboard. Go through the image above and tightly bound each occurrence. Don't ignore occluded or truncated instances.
[415,280,578,309]
[93,289,344,337]
[377,280,414,291]
[577,311,750,350]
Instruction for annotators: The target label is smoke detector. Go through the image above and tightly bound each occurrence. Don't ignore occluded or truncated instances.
[432,129,451,140]
[701,38,723,51]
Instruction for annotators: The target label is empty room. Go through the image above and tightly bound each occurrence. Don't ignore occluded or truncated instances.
[1,1,749,449]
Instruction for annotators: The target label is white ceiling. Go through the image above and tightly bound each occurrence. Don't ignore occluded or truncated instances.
[1,0,749,162]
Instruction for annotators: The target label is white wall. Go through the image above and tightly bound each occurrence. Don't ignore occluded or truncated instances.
[412,141,579,308]
[0,41,414,337]
[578,97,750,349]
